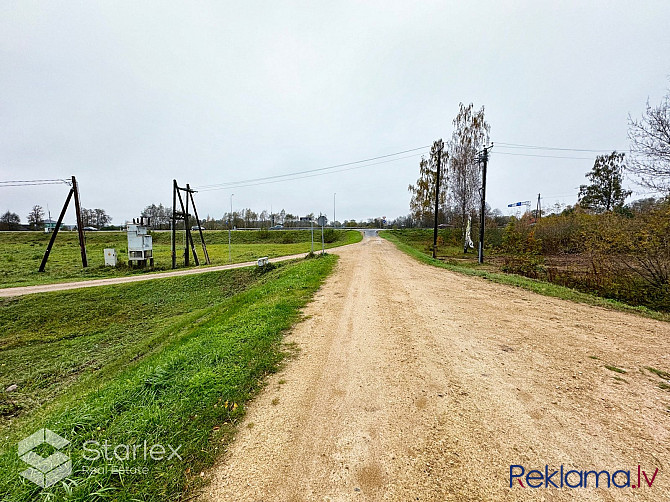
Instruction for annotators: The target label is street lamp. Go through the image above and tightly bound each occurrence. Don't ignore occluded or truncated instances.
[229,193,234,263]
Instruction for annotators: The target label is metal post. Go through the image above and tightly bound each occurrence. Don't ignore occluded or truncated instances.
[39,188,74,272]
[478,146,490,264]
[71,176,88,267]
[432,142,442,259]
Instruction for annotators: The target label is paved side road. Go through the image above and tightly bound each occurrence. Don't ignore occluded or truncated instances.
[0,253,309,297]
[203,235,669,501]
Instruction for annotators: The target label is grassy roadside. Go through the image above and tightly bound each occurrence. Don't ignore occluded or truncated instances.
[379,230,670,322]
[0,254,337,501]
[0,229,361,288]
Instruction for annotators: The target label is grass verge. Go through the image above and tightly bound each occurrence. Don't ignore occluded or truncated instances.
[0,229,361,288]
[0,254,336,501]
[379,230,670,322]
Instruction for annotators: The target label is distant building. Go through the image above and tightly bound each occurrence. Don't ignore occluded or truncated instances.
[44,218,58,232]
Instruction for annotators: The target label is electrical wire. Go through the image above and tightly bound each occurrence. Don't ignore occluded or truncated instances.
[493,151,594,160]
[0,179,71,187]
[197,151,428,191]
[193,145,430,192]
[495,142,629,153]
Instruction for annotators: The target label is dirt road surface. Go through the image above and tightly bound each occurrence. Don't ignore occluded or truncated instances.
[203,234,669,501]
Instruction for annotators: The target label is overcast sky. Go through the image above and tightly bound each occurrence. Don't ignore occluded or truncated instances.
[1,1,669,225]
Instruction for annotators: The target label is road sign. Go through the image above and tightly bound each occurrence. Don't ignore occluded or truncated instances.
[317,216,327,226]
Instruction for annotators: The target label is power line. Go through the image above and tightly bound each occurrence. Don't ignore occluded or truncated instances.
[493,151,594,160]
[197,151,428,191]
[194,145,430,190]
[0,179,71,187]
[495,142,629,153]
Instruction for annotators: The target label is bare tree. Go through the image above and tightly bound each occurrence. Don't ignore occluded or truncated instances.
[628,86,670,192]
[81,208,112,228]
[447,103,490,247]
[141,203,172,228]
[0,211,21,230]
[27,204,45,229]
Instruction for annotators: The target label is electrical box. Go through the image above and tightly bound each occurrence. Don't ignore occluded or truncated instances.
[104,248,117,267]
[127,218,154,267]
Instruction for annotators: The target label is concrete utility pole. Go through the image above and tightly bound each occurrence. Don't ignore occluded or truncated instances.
[333,192,336,228]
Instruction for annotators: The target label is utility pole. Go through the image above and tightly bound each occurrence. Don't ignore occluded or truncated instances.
[185,184,199,265]
[536,193,542,220]
[229,193,234,263]
[171,180,207,268]
[71,176,88,267]
[39,186,74,272]
[333,193,336,229]
[184,183,190,266]
[432,140,443,259]
[171,180,177,269]
[478,145,492,264]
[188,188,210,264]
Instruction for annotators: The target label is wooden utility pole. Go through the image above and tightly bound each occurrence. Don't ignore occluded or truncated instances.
[188,188,210,264]
[172,180,177,269]
[432,140,443,259]
[478,145,492,264]
[71,176,88,267]
[39,187,74,272]
[185,184,199,265]
[171,180,206,268]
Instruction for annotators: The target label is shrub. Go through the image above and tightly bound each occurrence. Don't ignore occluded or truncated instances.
[323,228,337,243]
[501,216,545,278]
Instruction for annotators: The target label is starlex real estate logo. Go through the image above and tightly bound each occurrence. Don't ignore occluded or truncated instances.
[18,428,72,488]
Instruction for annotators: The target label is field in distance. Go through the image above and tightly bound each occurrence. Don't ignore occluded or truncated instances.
[0,229,361,288]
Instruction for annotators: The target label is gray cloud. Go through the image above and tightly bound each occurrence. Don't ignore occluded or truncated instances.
[1,1,669,225]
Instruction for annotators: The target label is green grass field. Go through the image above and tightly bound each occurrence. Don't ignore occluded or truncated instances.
[0,229,361,288]
[0,254,337,500]
[380,229,670,322]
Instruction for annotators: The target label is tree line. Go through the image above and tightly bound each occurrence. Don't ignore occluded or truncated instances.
[408,83,670,249]
[0,205,113,231]
[408,102,490,248]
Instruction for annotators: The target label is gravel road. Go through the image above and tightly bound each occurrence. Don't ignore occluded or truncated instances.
[203,234,669,501]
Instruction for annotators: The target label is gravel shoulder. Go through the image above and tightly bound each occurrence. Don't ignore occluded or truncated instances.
[203,235,669,501]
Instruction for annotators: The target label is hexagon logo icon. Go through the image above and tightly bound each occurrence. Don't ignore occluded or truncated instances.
[18,428,71,488]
